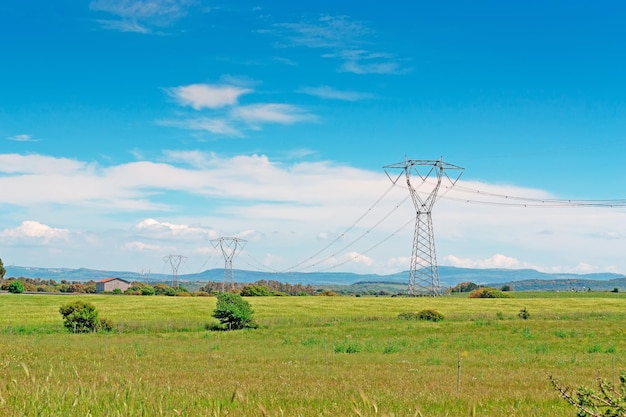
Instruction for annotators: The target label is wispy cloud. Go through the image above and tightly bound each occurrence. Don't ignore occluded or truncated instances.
[165,84,251,110]
[340,60,403,75]
[158,117,243,136]
[299,85,374,101]
[162,149,213,168]
[8,134,39,142]
[275,15,370,49]
[232,103,316,126]
[269,15,407,75]
[89,0,197,33]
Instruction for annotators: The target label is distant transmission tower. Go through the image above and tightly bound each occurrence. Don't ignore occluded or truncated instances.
[211,237,247,292]
[384,158,464,296]
[140,267,151,284]
[163,255,187,287]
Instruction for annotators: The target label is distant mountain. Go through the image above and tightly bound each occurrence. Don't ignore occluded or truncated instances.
[4,265,626,291]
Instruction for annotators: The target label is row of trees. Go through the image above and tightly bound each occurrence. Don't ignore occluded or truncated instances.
[0,277,99,293]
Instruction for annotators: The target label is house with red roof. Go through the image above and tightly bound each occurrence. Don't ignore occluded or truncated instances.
[96,277,131,293]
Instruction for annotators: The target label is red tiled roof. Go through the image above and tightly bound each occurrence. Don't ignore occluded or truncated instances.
[98,277,121,283]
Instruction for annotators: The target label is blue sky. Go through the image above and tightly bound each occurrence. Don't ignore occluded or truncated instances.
[1,0,625,277]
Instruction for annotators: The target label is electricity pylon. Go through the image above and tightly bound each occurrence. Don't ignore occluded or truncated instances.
[163,255,187,287]
[211,237,247,292]
[384,158,463,296]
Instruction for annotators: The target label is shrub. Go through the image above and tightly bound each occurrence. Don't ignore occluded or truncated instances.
[212,292,257,330]
[550,371,626,417]
[7,280,25,294]
[398,310,444,322]
[141,286,156,296]
[317,290,339,296]
[417,309,444,322]
[240,284,273,296]
[518,307,530,320]
[451,281,479,293]
[398,312,419,320]
[468,288,512,298]
[59,301,101,333]
[97,317,115,332]
[111,288,123,295]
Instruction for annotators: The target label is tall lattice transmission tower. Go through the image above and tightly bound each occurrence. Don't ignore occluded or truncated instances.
[211,237,247,292]
[163,255,187,287]
[384,158,464,296]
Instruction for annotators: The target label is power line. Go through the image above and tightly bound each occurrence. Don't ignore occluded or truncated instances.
[312,216,415,272]
[296,193,411,272]
[433,182,626,208]
[281,183,396,272]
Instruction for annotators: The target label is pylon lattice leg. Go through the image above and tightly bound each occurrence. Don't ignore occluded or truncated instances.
[408,213,441,296]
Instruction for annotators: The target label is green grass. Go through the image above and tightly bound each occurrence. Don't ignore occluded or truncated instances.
[1,292,626,416]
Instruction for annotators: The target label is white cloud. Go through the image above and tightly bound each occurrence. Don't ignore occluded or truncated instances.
[346,251,374,266]
[444,254,527,269]
[0,221,69,242]
[166,84,251,110]
[0,154,89,175]
[232,103,316,125]
[162,82,316,136]
[1,151,625,275]
[8,134,38,142]
[134,218,218,239]
[123,241,170,252]
[387,256,410,269]
[299,86,374,101]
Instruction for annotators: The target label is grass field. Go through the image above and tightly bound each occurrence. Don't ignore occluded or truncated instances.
[1,291,625,416]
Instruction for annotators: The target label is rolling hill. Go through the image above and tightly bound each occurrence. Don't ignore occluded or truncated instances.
[4,265,626,291]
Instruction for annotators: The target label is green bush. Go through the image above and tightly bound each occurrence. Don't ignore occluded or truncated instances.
[98,317,115,332]
[417,309,444,322]
[141,286,156,296]
[450,281,479,293]
[398,310,444,322]
[398,312,418,320]
[7,280,25,294]
[59,301,101,333]
[212,292,257,330]
[518,307,530,320]
[240,284,273,296]
[468,288,512,298]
